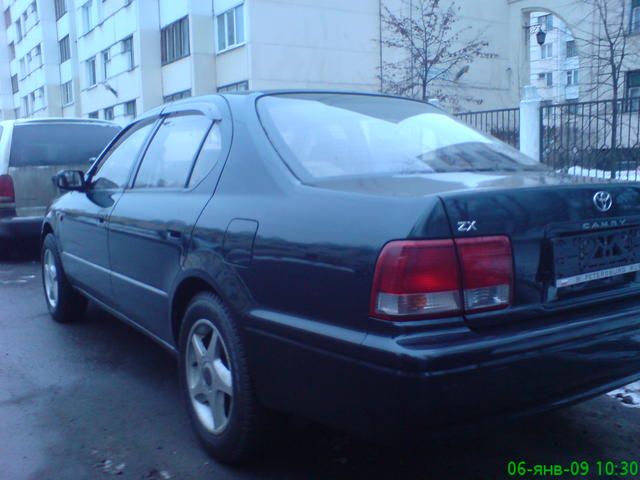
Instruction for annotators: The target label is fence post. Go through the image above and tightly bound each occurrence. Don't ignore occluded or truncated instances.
[520,85,542,161]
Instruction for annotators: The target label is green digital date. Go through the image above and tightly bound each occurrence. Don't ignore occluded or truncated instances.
[506,460,640,477]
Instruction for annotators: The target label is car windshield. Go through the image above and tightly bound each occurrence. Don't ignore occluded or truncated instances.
[9,123,121,167]
[257,93,545,180]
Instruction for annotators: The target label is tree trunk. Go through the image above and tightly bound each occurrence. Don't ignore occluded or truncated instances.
[610,86,619,179]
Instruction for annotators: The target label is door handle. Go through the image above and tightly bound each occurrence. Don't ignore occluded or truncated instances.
[166,229,183,242]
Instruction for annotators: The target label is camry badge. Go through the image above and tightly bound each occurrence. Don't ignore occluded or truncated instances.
[593,191,613,212]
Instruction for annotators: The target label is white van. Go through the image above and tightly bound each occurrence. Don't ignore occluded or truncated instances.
[0,118,120,243]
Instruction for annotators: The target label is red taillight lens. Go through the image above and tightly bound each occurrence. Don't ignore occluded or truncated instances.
[369,240,462,319]
[370,236,513,320]
[456,236,513,313]
[0,175,15,203]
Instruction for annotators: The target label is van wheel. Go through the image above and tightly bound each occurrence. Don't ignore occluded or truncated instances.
[41,234,87,322]
[179,292,263,464]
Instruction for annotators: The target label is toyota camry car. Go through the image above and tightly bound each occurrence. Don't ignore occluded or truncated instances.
[0,118,120,248]
[41,92,640,464]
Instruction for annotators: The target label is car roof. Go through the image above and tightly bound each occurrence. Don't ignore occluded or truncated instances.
[0,117,120,128]
[148,90,439,116]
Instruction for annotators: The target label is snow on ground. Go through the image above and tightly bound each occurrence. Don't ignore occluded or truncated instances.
[608,381,640,408]
[565,166,640,181]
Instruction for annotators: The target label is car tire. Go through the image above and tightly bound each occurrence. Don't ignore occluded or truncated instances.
[41,234,87,323]
[179,292,263,465]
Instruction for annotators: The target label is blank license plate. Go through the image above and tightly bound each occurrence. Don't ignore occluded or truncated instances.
[552,227,640,288]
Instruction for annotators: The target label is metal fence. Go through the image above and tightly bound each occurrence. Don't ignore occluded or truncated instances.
[455,108,520,149]
[541,99,640,181]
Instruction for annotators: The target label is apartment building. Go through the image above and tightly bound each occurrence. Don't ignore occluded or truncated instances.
[0,0,531,123]
[528,12,580,106]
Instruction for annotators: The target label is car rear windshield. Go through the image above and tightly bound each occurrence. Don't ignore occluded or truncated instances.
[9,123,121,167]
[257,93,544,180]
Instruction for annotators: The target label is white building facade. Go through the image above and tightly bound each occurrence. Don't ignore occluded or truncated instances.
[0,0,531,122]
[529,12,580,105]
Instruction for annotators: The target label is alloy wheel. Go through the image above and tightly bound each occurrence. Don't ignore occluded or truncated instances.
[43,249,59,309]
[186,319,234,434]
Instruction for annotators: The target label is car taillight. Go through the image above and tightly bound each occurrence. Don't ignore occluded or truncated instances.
[370,236,513,320]
[0,174,14,203]
[456,236,513,313]
[370,240,462,319]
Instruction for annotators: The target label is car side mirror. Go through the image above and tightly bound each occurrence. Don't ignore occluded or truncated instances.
[88,156,97,165]
[55,170,86,191]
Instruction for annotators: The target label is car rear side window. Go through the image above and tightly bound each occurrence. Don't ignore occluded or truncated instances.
[188,123,222,187]
[91,120,156,189]
[9,123,120,168]
[257,94,544,181]
[134,114,212,189]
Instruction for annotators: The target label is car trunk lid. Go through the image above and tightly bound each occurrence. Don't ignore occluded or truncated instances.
[440,182,640,329]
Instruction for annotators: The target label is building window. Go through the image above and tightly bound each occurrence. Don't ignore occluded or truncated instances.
[632,0,640,33]
[566,69,579,86]
[216,4,244,52]
[538,72,553,87]
[15,19,22,42]
[124,100,136,118]
[19,58,26,78]
[88,111,99,119]
[11,74,18,94]
[33,86,44,111]
[541,43,553,59]
[8,42,15,61]
[538,14,553,31]
[121,36,133,70]
[566,40,577,58]
[62,81,73,105]
[22,96,29,116]
[55,0,66,20]
[104,106,114,120]
[163,89,192,103]
[3,8,10,28]
[627,70,640,111]
[82,0,95,33]
[14,107,20,119]
[59,36,70,62]
[86,57,97,86]
[101,48,110,80]
[217,80,249,92]
[161,16,190,65]
[33,45,41,68]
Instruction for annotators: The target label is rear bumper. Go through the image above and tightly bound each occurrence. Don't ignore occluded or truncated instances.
[246,302,640,438]
[0,215,43,239]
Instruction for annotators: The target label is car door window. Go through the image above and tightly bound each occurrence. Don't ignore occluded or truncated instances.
[91,119,156,190]
[188,123,223,187]
[134,115,212,189]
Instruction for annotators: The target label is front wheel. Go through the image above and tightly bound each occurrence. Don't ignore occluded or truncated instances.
[179,292,264,464]
[41,234,87,322]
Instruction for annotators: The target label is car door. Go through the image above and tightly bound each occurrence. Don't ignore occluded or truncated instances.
[57,119,157,302]
[107,113,222,340]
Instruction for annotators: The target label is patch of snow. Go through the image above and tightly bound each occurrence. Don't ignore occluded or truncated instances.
[564,166,640,182]
[608,381,640,408]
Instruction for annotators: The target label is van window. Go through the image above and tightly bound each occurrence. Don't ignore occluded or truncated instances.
[9,123,121,167]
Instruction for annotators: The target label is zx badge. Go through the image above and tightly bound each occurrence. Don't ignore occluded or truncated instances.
[457,221,478,232]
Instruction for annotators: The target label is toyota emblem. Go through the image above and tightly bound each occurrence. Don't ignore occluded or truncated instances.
[593,191,613,212]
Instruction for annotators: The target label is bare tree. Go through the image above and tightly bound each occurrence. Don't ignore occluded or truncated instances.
[565,0,639,177]
[378,0,495,108]
[574,0,632,103]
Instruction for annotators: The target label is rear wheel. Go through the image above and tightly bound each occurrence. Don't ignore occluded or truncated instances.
[41,234,87,322]
[179,292,263,464]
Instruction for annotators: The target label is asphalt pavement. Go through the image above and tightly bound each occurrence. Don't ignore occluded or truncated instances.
[1,244,640,480]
